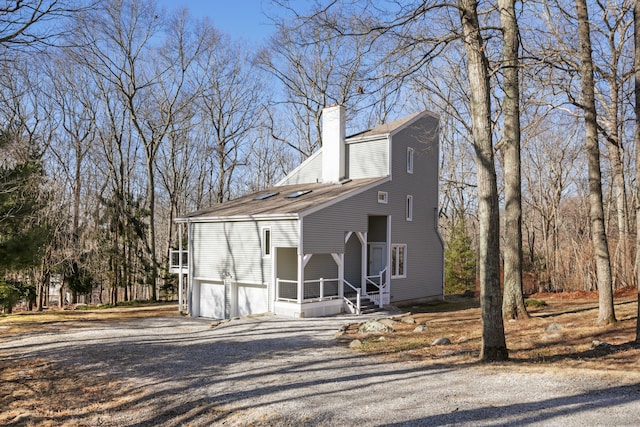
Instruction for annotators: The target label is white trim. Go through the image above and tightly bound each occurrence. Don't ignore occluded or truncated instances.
[262,226,271,257]
[192,277,266,287]
[377,191,388,204]
[391,244,407,279]
[406,195,413,221]
[175,213,298,223]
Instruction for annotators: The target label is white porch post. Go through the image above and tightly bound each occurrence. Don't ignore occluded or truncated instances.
[297,254,312,304]
[186,221,193,316]
[357,232,367,296]
[331,253,344,298]
[178,224,183,313]
[297,254,304,304]
[385,215,392,306]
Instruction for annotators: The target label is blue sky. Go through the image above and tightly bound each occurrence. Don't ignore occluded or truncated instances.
[157,0,278,45]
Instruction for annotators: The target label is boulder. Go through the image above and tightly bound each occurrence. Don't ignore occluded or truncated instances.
[431,337,451,346]
[400,316,417,324]
[349,339,363,349]
[378,318,398,328]
[358,320,394,334]
[413,324,427,333]
[545,323,564,332]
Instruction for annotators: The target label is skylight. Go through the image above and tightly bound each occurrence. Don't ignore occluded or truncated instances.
[254,192,279,200]
[285,189,312,199]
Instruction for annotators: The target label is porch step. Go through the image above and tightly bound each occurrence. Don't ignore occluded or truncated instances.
[346,294,380,314]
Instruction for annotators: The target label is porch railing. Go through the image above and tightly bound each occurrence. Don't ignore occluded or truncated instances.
[169,249,188,271]
[365,267,388,308]
[276,278,340,302]
[342,279,361,315]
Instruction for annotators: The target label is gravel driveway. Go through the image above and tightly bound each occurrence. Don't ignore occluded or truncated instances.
[3,313,640,426]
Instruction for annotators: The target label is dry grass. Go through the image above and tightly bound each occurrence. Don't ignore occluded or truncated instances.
[0,304,178,426]
[0,304,178,337]
[2,297,640,425]
[341,289,640,378]
[0,357,128,426]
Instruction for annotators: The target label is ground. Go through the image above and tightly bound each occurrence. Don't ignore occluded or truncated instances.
[1,294,639,426]
[342,288,640,373]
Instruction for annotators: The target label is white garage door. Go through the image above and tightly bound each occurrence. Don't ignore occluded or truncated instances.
[199,282,225,319]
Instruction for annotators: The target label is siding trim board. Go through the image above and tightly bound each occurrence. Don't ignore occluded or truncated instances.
[176,214,298,223]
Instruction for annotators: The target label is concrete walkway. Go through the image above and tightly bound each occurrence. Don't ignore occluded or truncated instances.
[3,313,640,426]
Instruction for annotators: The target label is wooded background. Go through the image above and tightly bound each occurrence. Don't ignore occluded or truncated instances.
[1,0,638,339]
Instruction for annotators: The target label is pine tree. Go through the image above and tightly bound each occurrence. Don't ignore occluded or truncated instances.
[445,215,477,295]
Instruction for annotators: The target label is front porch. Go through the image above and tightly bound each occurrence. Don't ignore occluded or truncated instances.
[273,220,391,317]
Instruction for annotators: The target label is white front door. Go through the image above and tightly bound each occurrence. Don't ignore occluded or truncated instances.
[368,243,386,276]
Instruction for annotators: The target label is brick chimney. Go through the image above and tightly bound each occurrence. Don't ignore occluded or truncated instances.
[321,105,345,183]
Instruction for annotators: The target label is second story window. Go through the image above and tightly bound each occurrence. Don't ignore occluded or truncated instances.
[407,147,414,174]
[406,195,413,221]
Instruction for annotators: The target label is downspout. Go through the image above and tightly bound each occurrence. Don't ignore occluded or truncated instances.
[187,219,194,315]
[434,207,445,300]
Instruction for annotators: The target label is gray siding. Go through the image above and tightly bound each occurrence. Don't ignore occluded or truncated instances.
[344,234,362,288]
[278,151,322,185]
[302,113,443,302]
[192,219,298,284]
[346,138,389,179]
[303,185,391,253]
[386,114,442,302]
[305,254,338,280]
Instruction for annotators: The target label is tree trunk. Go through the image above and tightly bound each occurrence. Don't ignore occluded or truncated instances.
[458,0,508,361]
[575,0,616,325]
[499,0,528,320]
[634,0,640,342]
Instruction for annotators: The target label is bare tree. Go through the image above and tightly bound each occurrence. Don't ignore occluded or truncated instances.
[575,0,616,325]
[0,0,77,48]
[591,0,634,290]
[633,0,640,342]
[458,0,508,361]
[499,0,528,320]
[193,30,266,204]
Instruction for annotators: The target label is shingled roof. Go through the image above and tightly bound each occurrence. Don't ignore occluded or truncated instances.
[178,177,385,221]
[347,110,435,140]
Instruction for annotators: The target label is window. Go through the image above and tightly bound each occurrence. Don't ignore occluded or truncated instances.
[254,192,279,200]
[377,191,388,204]
[391,244,407,278]
[262,227,271,257]
[407,147,414,174]
[406,195,413,221]
[285,189,312,198]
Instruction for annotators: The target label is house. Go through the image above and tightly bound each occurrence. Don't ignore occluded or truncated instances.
[173,105,443,319]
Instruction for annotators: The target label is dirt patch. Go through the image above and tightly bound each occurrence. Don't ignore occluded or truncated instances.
[341,293,640,376]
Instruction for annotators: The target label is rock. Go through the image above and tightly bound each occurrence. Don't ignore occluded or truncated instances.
[413,325,427,333]
[12,414,32,423]
[541,333,563,342]
[431,337,451,346]
[591,340,610,349]
[545,323,564,332]
[378,318,398,328]
[401,316,417,324]
[349,339,363,349]
[378,336,386,341]
[358,320,394,334]
[456,336,469,343]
